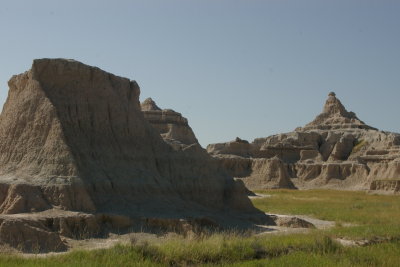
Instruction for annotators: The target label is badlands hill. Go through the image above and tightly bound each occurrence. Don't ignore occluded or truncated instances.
[0,59,268,252]
[207,92,400,192]
[141,97,199,149]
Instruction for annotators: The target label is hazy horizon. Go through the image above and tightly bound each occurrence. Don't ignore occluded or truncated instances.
[1,0,399,147]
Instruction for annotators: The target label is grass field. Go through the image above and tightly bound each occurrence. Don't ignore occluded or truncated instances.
[1,190,400,266]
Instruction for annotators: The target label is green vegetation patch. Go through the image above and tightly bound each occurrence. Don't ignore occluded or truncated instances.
[1,190,400,266]
[253,189,400,239]
[372,179,400,182]
[351,139,367,154]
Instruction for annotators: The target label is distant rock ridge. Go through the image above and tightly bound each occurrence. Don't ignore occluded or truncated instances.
[207,92,400,192]
[141,97,199,147]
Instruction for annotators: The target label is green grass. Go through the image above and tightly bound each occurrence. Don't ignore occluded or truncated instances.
[252,189,400,239]
[351,139,367,154]
[226,241,400,267]
[372,179,400,182]
[0,245,161,267]
[1,190,400,266]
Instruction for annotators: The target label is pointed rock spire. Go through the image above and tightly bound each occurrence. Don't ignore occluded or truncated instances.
[322,92,355,118]
[140,97,161,111]
[300,92,376,131]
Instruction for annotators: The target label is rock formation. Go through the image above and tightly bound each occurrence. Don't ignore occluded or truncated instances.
[141,98,199,149]
[0,59,268,252]
[300,92,376,131]
[207,92,400,192]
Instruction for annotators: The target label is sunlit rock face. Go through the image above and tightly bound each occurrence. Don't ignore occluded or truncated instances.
[141,97,199,148]
[207,92,400,192]
[299,91,377,131]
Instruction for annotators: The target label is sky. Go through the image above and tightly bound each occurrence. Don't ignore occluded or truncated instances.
[0,0,399,147]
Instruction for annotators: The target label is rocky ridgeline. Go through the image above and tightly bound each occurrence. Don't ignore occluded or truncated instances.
[207,92,400,192]
[0,59,269,252]
[141,98,199,149]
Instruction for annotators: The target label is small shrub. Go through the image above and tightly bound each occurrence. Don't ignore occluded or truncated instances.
[352,139,367,154]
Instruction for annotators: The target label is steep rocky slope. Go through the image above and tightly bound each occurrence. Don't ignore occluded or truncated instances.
[0,59,268,252]
[207,92,400,192]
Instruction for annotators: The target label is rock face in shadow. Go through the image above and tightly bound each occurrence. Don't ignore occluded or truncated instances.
[0,59,268,252]
[207,92,400,192]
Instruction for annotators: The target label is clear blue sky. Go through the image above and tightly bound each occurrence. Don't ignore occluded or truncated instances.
[1,0,399,147]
